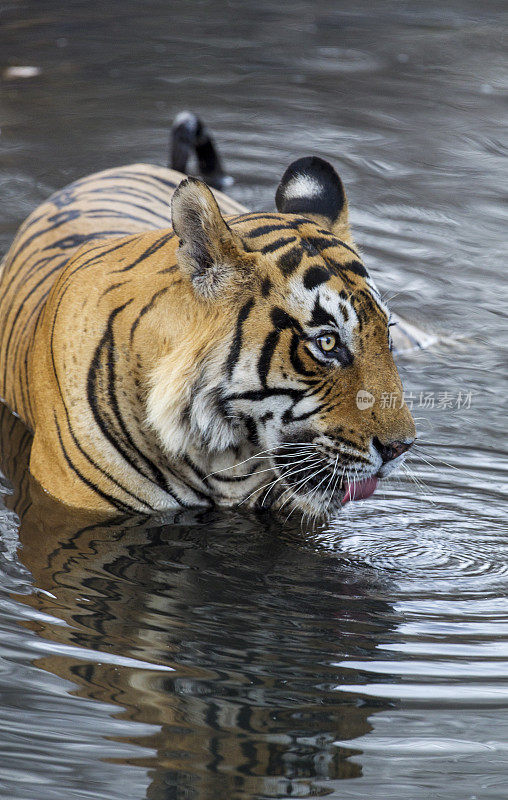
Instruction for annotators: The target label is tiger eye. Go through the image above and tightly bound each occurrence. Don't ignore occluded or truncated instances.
[318,334,337,352]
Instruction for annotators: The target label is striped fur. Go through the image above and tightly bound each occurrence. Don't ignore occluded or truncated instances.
[0,158,415,517]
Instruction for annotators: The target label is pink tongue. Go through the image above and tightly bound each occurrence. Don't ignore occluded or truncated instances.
[341,477,378,505]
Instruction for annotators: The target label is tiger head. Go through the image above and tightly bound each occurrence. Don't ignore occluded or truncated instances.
[151,157,415,518]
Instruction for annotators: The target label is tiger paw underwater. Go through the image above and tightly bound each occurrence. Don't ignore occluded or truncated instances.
[0,114,420,517]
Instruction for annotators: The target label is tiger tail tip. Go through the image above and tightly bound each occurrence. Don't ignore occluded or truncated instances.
[170,111,234,191]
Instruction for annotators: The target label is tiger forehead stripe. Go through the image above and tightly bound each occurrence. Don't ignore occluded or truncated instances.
[277,244,304,276]
[309,233,360,260]
[303,266,330,290]
[261,236,297,254]
[241,220,363,281]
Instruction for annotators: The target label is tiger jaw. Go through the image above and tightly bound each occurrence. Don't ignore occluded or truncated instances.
[268,463,377,517]
[263,438,409,517]
[268,459,379,517]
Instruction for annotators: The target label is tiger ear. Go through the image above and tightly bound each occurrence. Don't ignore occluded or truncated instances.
[171,177,243,299]
[275,157,352,243]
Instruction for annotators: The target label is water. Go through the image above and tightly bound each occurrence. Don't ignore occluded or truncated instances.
[0,0,507,797]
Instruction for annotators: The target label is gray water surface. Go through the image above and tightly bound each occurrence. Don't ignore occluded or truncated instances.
[0,1,507,798]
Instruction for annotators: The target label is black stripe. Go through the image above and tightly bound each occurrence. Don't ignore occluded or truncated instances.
[343,259,368,278]
[225,297,255,378]
[1,260,69,391]
[245,223,292,238]
[230,213,282,226]
[0,249,57,310]
[315,231,360,258]
[180,455,215,503]
[45,231,130,251]
[11,290,50,397]
[282,404,320,424]
[277,244,303,276]
[112,232,174,273]
[9,221,87,260]
[271,306,302,332]
[303,266,330,290]
[7,210,48,243]
[182,454,210,486]
[313,380,336,405]
[84,208,169,227]
[238,413,259,445]
[87,302,176,494]
[47,301,156,509]
[261,277,272,297]
[82,197,171,225]
[310,297,337,328]
[334,433,364,451]
[101,281,127,297]
[261,236,297,254]
[225,386,305,403]
[52,412,135,514]
[289,333,315,376]
[301,235,335,253]
[70,170,177,192]
[60,238,137,288]
[129,288,169,344]
[157,264,178,275]
[211,461,262,482]
[104,315,169,487]
[77,183,174,207]
[257,330,280,386]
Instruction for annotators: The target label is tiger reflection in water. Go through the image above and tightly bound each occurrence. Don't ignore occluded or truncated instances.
[1,404,398,800]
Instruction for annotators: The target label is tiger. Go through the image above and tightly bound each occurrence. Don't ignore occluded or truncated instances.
[0,114,416,517]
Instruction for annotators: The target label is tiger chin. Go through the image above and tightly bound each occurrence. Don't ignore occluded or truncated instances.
[0,129,415,519]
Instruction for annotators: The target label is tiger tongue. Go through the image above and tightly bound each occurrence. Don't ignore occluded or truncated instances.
[341,477,378,505]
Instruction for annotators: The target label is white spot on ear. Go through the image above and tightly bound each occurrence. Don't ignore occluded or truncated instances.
[283,174,323,201]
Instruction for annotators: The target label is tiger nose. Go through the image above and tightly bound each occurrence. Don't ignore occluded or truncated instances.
[373,436,414,464]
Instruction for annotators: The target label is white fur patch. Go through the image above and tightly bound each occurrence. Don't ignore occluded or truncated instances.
[145,341,240,459]
[283,174,323,201]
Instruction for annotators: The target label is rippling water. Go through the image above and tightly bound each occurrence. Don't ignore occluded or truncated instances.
[0,1,507,798]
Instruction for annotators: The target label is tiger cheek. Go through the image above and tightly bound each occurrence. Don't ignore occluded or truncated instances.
[326,389,355,434]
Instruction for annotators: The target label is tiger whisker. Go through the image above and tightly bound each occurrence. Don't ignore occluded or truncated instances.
[412,446,476,479]
[300,466,338,529]
[259,457,324,507]
[280,460,332,522]
[215,457,307,483]
[205,442,319,478]
[239,456,323,507]
[401,462,436,501]
[278,459,330,515]
[324,455,343,514]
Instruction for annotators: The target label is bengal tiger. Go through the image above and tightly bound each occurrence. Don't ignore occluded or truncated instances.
[0,114,417,517]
